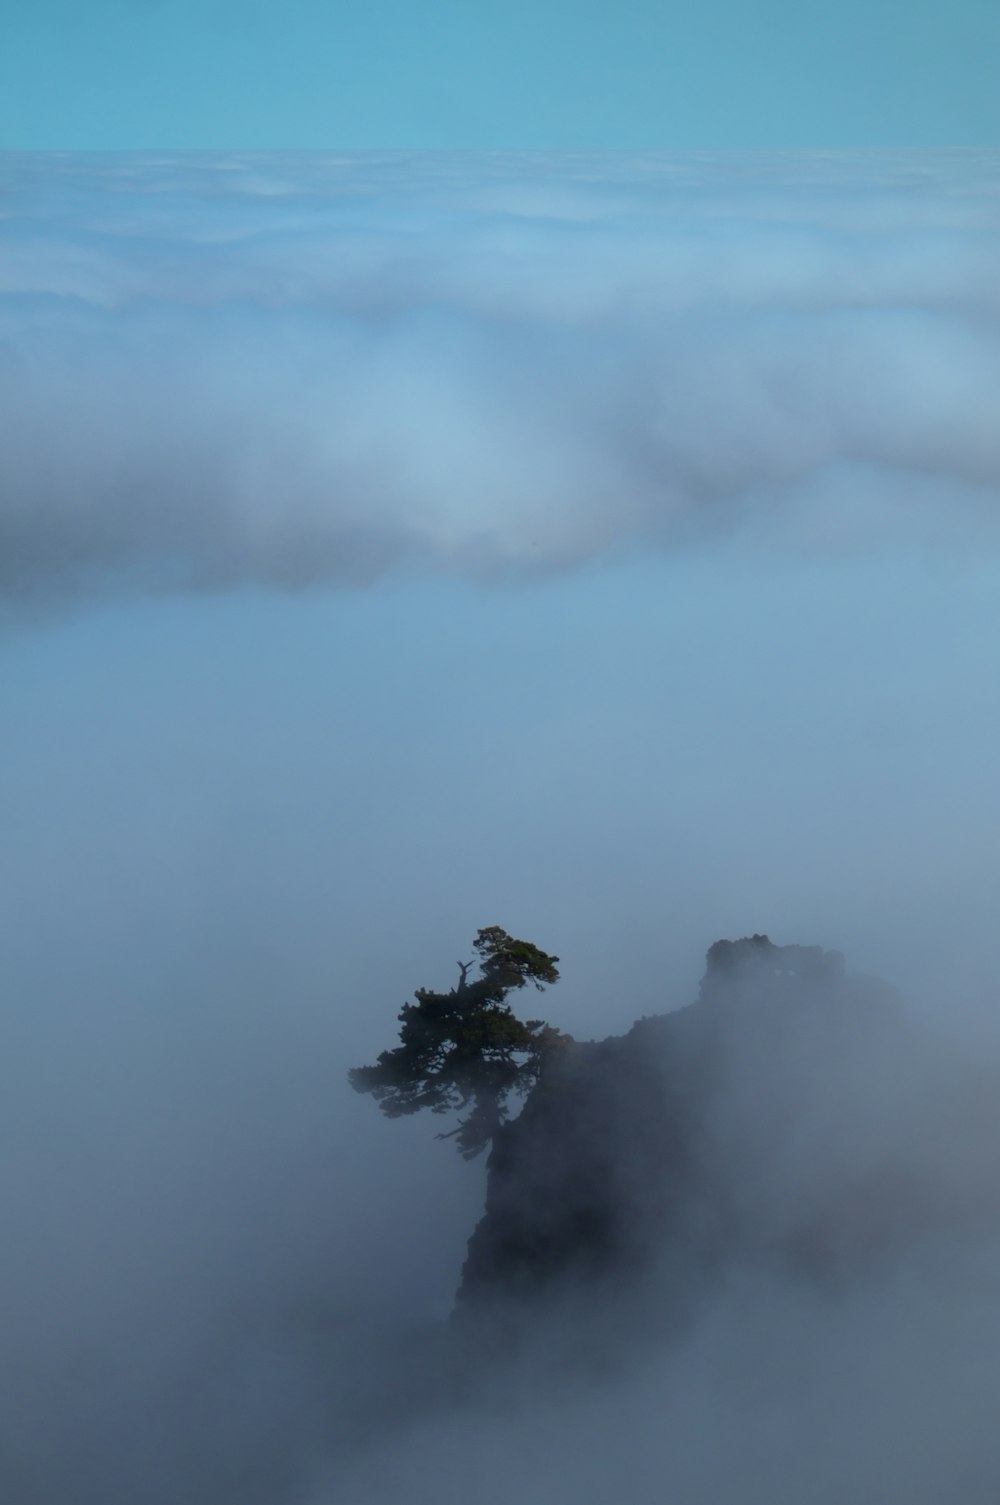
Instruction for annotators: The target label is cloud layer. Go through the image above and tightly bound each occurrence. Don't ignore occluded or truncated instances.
[2,151,999,604]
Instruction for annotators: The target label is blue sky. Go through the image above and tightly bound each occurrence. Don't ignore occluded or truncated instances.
[2,0,998,149]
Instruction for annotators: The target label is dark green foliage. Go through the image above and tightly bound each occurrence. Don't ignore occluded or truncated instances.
[349,927,567,1158]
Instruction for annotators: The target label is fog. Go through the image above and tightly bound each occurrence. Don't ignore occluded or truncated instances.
[329,1263,1000,1505]
[2,152,1000,1502]
[3,151,999,602]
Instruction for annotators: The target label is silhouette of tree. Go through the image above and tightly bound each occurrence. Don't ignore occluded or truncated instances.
[349,927,567,1158]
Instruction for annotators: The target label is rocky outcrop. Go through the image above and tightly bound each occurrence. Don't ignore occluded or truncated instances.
[456,936,999,1314]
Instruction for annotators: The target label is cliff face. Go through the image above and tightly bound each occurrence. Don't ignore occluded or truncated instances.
[456,937,1000,1313]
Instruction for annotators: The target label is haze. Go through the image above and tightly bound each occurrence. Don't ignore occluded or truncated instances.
[2,152,1000,1502]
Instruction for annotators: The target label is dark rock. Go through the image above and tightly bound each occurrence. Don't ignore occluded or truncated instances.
[455,936,1000,1318]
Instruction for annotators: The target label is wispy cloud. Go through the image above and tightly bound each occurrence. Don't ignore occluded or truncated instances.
[2,151,998,605]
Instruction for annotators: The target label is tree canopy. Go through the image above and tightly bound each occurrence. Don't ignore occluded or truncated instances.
[349,927,567,1158]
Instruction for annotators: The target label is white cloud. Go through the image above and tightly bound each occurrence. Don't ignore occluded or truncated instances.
[2,151,998,605]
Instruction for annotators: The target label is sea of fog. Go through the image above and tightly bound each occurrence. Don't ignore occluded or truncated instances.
[2,150,999,1502]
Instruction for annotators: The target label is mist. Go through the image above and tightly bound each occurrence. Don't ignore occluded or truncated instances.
[3,151,999,603]
[3,152,1000,1502]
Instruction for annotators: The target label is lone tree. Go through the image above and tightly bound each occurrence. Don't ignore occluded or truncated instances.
[349,926,566,1158]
